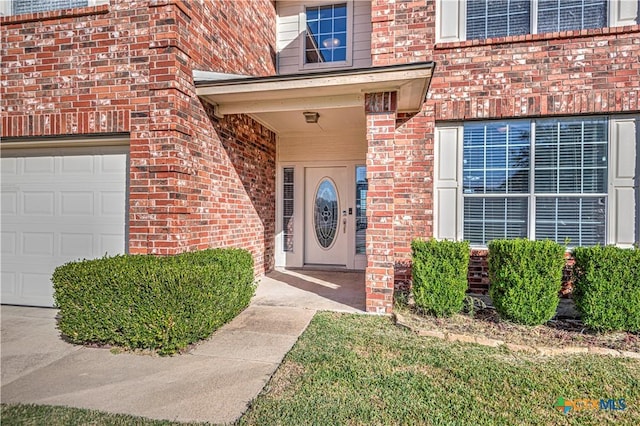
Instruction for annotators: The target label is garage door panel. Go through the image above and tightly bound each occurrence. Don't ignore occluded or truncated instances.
[23,156,55,174]
[23,191,55,216]
[100,191,126,216]
[101,154,127,173]
[1,260,56,303]
[22,232,55,256]
[22,272,55,297]
[1,147,128,307]
[60,233,94,258]
[1,192,17,215]
[2,232,17,255]
[1,272,17,297]
[100,234,126,255]
[61,155,95,173]
[2,158,17,174]
[61,191,94,215]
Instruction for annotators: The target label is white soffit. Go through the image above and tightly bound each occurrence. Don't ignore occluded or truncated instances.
[194,62,434,116]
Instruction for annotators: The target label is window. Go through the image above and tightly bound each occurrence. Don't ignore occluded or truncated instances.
[305,3,348,64]
[466,0,530,40]
[11,0,88,15]
[439,0,618,42]
[537,0,607,33]
[355,165,367,254]
[283,168,294,252]
[463,117,608,246]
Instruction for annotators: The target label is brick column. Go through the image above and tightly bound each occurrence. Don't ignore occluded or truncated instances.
[365,92,397,314]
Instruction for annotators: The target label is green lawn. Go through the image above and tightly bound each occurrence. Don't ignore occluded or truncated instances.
[3,312,639,426]
[240,312,640,426]
[0,403,207,426]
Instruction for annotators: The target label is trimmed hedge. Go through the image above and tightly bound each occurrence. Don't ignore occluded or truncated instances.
[52,248,255,355]
[572,246,640,332]
[411,239,470,317]
[488,239,565,325]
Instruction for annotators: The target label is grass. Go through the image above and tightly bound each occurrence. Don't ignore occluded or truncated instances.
[0,403,210,426]
[239,312,640,426]
[3,312,640,425]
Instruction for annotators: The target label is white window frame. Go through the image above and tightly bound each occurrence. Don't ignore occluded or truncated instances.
[436,0,638,43]
[462,117,609,247]
[1,0,108,16]
[435,116,638,248]
[298,0,354,71]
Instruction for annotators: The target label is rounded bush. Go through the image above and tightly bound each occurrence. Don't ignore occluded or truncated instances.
[573,246,640,332]
[488,239,565,326]
[411,239,470,317]
[52,248,255,355]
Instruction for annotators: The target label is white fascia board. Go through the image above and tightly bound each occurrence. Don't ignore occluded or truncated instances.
[217,93,365,115]
[192,70,252,83]
[195,65,433,114]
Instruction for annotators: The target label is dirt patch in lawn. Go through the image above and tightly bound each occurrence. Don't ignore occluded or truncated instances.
[396,304,640,353]
[263,360,305,398]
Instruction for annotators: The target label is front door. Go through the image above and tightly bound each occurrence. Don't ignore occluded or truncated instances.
[305,167,348,266]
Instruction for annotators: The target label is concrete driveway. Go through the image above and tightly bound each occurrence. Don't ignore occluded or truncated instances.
[0,269,364,424]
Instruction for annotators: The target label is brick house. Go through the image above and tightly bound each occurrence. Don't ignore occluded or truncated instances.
[1,0,638,313]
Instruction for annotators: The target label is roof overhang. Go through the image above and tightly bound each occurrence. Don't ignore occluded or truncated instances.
[194,62,435,118]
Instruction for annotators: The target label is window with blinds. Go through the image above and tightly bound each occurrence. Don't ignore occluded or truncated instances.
[537,0,607,33]
[282,168,294,252]
[463,117,608,246]
[466,0,530,40]
[465,0,608,40]
[12,0,88,15]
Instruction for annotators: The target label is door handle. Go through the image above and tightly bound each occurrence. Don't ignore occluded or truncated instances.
[342,210,347,233]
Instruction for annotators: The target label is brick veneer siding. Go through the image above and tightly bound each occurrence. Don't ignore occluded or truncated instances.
[369,0,640,297]
[1,0,277,275]
[365,92,397,314]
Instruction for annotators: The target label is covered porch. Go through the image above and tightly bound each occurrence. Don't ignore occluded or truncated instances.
[195,62,434,313]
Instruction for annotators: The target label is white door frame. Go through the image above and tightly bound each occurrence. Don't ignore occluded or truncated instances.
[275,160,366,270]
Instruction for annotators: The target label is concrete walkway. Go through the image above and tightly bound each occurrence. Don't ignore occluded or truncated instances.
[0,269,365,424]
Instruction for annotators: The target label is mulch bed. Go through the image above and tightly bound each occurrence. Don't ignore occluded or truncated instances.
[397,304,640,353]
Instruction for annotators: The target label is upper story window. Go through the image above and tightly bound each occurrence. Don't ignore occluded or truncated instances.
[466,0,531,40]
[1,0,108,16]
[536,0,608,33]
[305,3,348,64]
[466,0,607,40]
[12,0,88,15]
[277,0,371,74]
[437,0,637,42]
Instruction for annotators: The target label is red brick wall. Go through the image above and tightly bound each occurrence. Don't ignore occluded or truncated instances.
[365,92,397,314]
[1,0,278,275]
[370,0,640,293]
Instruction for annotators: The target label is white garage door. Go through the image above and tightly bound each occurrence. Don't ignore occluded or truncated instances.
[1,145,128,307]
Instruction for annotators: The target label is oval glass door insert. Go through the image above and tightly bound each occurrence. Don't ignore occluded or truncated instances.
[314,178,339,249]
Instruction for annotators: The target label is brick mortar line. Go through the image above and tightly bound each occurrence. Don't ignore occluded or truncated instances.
[394,313,640,359]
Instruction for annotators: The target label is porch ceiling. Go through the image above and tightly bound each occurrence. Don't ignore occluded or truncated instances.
[194,62,434,134]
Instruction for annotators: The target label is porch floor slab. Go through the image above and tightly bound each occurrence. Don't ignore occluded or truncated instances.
[254,268,366,313]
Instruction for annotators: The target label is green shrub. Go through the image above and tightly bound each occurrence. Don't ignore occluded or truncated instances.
[411,239,470,317]
[488,239,565,325]
[572,246,640,332]
[52,248,255,355]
